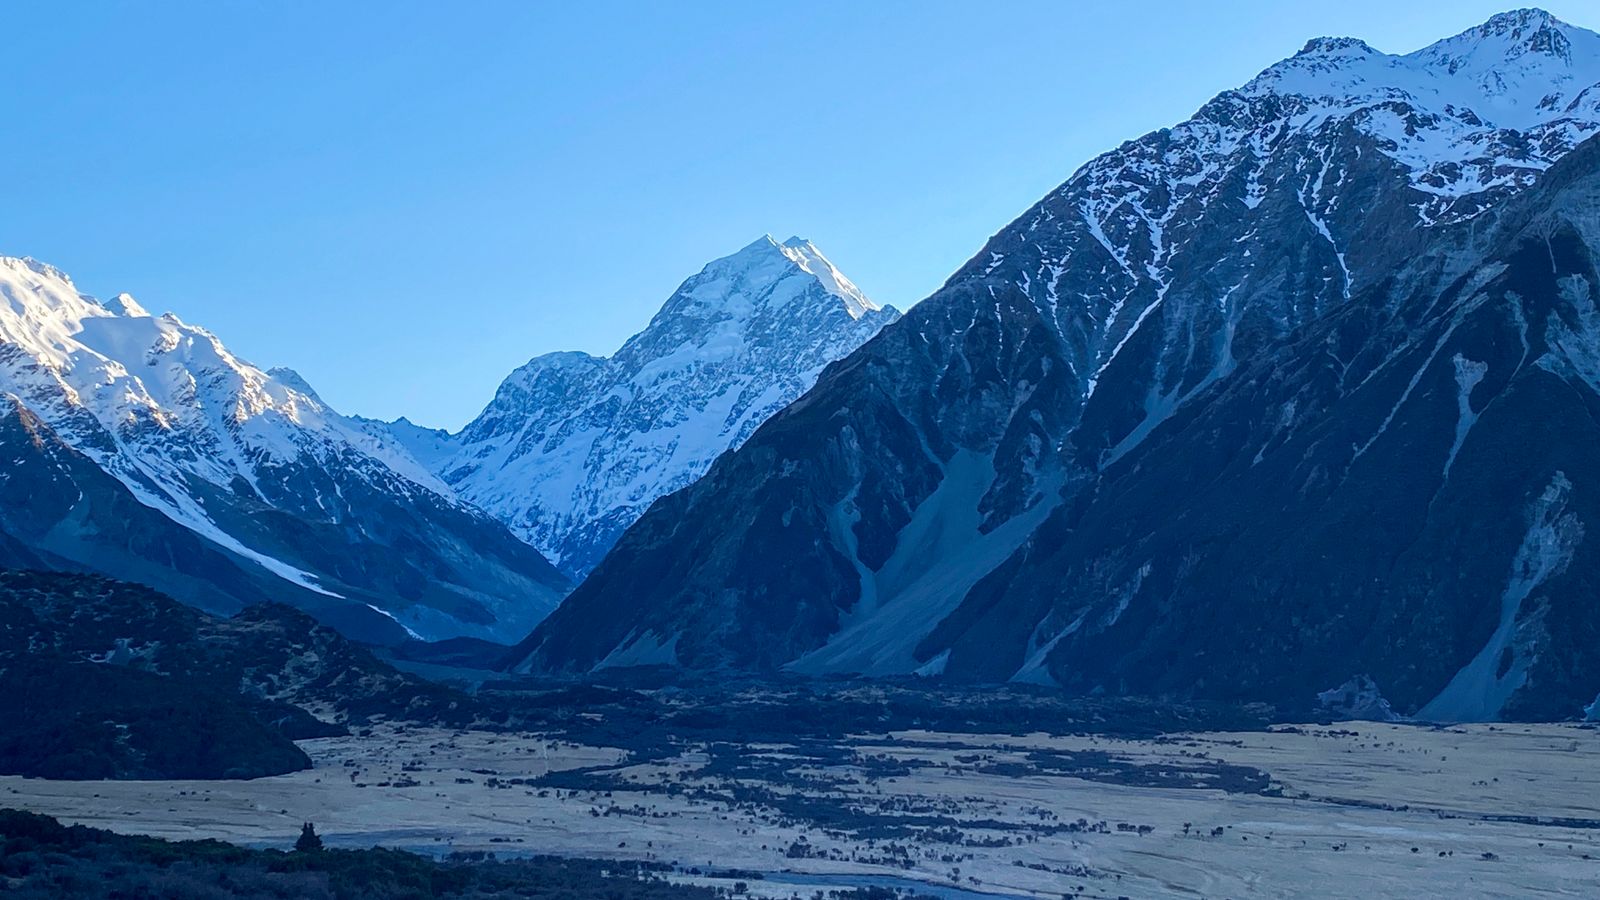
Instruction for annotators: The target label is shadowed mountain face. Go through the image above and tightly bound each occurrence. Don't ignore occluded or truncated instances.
[933,136,1600,721]
[0,259,569,644]
[513,10,1600,721]
[385,236,898,580]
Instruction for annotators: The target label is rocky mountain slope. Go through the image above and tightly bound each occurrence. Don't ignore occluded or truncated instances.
[0,259,569,644]
[935,133,1600,721]
[397,236,898,578]
[512,10,1600,721]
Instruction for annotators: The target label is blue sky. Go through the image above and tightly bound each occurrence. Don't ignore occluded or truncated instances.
[5,1,1595,429]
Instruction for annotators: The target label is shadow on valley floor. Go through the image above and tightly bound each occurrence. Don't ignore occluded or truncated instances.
[0,569,1282,784]
[0,808,953,900]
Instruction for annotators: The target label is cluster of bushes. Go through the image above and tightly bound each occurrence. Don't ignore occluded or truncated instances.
[0,658,311,780]
[0,809,723,899]
[479,674,1280,761]
[0,570,505,780]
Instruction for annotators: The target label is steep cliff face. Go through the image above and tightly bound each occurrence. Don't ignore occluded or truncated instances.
[512,11,1600,719]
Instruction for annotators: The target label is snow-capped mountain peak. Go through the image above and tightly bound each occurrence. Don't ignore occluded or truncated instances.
[673,234,882,322]
[1464,7,1570,53]
[1,256,107,330]
[101,292,150,318]
[0,254,413,492]
[409,235,900,578]
[774,235,879,319]
[1294,36,1378,59]
[1249,9,1600,131]
[12,256,76,286]
[265,366,324,402]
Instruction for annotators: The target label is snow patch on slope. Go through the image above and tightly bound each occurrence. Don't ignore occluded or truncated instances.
[787,451,1060,676]
[1419,470,1581,721]
[1243,9,1600,215]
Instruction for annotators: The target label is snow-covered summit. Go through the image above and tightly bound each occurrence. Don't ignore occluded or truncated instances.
[10,256,76,287]
[1450,7,1576,58]
[1252,8,1600,132]
[97,292,149,317]
[0,255,569,641]
[1046,5,1600,305]
[658,234,885,324]
[1295,37,1378,58]
[0,256,431,489]
[407,236,900,578]
[774,235,879,319]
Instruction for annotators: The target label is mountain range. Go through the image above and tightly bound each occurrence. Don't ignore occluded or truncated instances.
[0,235,893,640]
[0,257,568,644]
[511,9,1600,722]
[6,9,1600,724]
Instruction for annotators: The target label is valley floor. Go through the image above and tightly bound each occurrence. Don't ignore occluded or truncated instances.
[4,722,1598,898]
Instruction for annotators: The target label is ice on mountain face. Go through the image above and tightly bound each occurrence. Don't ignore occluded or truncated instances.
[363,603,425,641]
[267,366,323,401]
[374,416,458,471]
[421,236,899,578]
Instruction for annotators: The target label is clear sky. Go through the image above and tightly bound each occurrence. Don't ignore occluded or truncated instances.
[5,1,1595,429]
